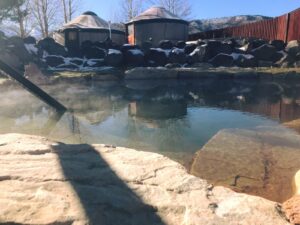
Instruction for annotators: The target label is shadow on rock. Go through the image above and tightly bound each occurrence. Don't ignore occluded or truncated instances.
[52,143,165,225]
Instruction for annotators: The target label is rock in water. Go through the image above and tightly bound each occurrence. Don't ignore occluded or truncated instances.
[190,127,300,203]
[0,133,290,225]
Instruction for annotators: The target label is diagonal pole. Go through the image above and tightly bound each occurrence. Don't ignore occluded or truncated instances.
[0,60,67,113]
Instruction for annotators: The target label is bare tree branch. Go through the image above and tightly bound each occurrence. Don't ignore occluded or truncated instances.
[148,0,192,19]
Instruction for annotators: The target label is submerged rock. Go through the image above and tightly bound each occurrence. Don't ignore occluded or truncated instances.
[190,127,300,203]
[0,133,290,225]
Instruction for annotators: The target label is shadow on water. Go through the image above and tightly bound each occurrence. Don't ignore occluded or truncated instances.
[51,143,166,225]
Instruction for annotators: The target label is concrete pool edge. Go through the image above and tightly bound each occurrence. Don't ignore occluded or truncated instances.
[0,133,293,225]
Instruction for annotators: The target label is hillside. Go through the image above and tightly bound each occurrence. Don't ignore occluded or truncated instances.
[189,15,272,34]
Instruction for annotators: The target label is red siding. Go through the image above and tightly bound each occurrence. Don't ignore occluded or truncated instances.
[189,8,300,42]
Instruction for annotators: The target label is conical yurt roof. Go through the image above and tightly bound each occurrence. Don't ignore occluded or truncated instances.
[61,11,110,31]
[127,6,187,24]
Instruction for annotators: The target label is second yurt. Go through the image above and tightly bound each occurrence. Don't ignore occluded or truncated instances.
[126,6,189,47]
[54,11,126,54]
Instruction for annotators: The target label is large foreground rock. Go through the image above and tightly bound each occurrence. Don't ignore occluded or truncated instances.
[0,134,290,225]
[190,127,300,203]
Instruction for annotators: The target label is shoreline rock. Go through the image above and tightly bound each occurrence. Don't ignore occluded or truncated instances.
[0,133,290,225]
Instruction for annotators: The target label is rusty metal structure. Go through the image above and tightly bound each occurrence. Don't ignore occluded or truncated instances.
[189,8,300,42]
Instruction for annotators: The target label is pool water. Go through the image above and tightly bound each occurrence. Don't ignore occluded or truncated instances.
[1,78,300,167]
[2,78,300,202]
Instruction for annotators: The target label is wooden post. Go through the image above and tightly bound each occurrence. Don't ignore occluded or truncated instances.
[285,13,291,43]
[0,60,67,112]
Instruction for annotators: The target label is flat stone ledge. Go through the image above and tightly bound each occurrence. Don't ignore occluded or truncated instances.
[0,133,290,225]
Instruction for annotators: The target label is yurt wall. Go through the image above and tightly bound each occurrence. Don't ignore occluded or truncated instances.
[132,21,188,46]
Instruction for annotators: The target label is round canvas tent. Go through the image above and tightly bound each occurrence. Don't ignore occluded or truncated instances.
[54,11,126,54]
[126,6,189,47]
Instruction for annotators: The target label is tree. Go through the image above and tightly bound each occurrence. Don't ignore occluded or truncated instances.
[30,0,62,38]
[0,0,23,22]
[0,0,36,38]
[61,0,80,24]
[148,0,192,19]
[121,0,144,21]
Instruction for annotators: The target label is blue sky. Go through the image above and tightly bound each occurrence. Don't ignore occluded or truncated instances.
[81,0,300,21]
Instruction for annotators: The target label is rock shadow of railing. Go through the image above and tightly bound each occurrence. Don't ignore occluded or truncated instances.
[51,143,166,225]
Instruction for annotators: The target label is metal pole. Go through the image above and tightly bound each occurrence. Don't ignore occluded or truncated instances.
[285,13,291,43]
[0,60,67,112]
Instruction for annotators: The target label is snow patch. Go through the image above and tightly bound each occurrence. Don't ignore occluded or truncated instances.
[151,48,171,57]
[230,53,254,60]
[108,49,122,55]
[128,49,144,56]
[25,44,38,55]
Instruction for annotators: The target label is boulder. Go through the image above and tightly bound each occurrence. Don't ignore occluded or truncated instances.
[232,53,257,67]
[250,44,277,61]
[169,48,186,64]
[23,36,36,45]
[121,44,140,53]
[37,37,68,57]
[283,195,300,225]
[275,52,295,68]
[6,36,32,64]
[191,41,233,63]
[105,49,123,67]
[209,53,234,67]
[124,49,145,66]
[270,40,285,51]
[0,133,290,225]
[159,40,174,49]
[258,60,274,67]
[146,48,169,66]
[82,46,106,59]
[286,40,300,56]
[184,44,197,55]
[176,41,186,49]
[45,55,65,67]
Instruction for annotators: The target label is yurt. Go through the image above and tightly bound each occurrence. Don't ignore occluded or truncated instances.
[54,11,126,53]
[125,6,189,47]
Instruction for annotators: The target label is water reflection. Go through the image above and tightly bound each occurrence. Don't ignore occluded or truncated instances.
[1,79,300,160]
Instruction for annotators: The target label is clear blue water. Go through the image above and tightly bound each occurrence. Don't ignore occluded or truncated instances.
[1,78,300,165]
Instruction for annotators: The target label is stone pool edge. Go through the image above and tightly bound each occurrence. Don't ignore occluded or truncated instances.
[44,67,300,82]
[0,133,291,225]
